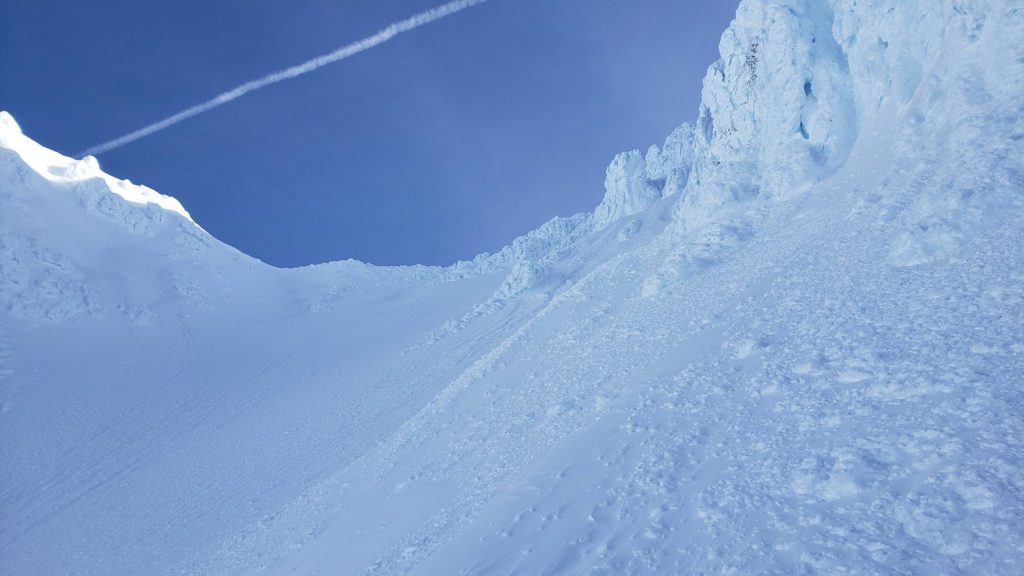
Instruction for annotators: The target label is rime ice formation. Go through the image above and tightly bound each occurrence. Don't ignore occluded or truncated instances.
[1,1,1022,575]
[688,0,858,206]
[644,123,694,197]
[593,150,662,230]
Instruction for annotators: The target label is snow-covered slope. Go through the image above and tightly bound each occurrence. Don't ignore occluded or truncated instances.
[2,1,1023,575]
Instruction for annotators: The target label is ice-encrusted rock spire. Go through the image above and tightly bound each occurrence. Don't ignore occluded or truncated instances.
[663,0,1022,237]
[675,0,857,227]
[645,123,695,198]
[592,124,695,231]
[593,150,660,230]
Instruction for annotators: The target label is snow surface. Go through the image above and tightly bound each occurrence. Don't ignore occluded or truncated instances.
[2,0,1023,574]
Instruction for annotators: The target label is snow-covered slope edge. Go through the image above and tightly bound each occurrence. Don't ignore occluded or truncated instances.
[3,116,303,322]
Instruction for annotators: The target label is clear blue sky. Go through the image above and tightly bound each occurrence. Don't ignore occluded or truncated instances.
[0,0,738,267]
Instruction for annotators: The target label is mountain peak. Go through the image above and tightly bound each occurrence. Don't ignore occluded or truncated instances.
[0,110,21,135]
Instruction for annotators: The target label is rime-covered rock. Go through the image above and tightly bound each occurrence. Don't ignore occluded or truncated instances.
[644,123,694,198]
[593,150,661,230]
[676,0,858,228]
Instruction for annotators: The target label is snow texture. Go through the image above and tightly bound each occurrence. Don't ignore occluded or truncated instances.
[1,1,1022,575]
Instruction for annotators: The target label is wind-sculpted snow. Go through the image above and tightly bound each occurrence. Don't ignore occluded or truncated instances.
[1,1,1022,575]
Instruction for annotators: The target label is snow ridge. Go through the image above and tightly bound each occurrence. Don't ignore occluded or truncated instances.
[1,112,194,223]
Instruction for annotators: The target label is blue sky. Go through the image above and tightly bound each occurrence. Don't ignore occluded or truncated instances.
[0,0,738,267]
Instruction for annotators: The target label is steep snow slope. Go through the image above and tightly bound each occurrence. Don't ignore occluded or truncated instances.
[0,112,536,573]
[2,0,1023,575]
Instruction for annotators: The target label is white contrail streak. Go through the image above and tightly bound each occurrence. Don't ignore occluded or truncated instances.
[79,0,487,157]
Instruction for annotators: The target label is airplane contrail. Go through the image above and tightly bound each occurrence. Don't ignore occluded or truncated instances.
[79,0,487,157]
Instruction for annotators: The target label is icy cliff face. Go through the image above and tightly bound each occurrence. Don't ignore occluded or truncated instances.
[669,0,1023,264]
[583,0,1024,254]
[678,0,857,226]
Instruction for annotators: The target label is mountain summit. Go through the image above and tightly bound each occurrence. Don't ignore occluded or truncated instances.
[1,1,1022,574]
